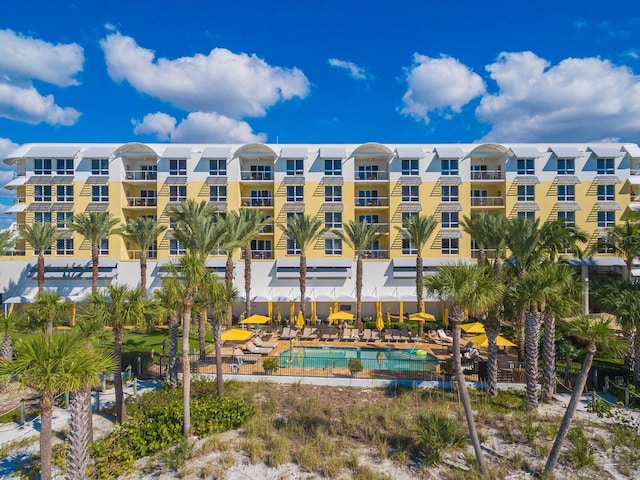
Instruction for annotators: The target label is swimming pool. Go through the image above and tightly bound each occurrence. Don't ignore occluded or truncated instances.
[277,346,439,371]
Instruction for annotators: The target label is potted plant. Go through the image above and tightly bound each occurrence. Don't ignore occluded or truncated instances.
[262,357,279,375]
[348,358,364,378]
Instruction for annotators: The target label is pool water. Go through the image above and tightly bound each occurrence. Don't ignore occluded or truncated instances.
[278,346,439,371]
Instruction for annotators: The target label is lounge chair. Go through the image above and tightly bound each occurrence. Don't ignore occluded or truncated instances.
[362,329,372,341]
[245,341,273,355]
[232,348,260,364]
[341,328,358,341]
[300,327,319,340]
[370,330,380,341]
[399,326,412,342]
[254,336,278,349]
[437,329,453,343]
[279,327,292,339]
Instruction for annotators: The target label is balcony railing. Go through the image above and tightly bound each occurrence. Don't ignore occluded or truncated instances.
[358,223,388,233]
[470,170,503,181]
[125,170,157,181]
[361,249,388,259]
[471,249,496,259]
[471,197,504,207]
[241,250,274,259]
[354,198,389,207]
[355,171,389,181]
[241,171,273,181]
[241,197,274,207]
[260,224,274,233]
[125,197,157,207]
[126,249,158,259]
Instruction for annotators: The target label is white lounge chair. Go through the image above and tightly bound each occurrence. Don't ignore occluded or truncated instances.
[245,341,273,355]
[437,329,453,343]
[254,336,278,349]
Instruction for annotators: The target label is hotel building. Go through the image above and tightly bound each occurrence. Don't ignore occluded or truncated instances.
[1,141,638,317]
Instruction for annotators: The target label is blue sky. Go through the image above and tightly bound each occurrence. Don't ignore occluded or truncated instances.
[1,0,640,226]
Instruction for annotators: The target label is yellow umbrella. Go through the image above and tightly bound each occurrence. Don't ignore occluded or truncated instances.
[470,334,516,348]
[290,302,295,323]
[333,301,339,314]
[386,308,391,326]
[268,301,273,319]
[461,322,485,334]
[376,310,385,332]
[328,310,355,323]
[408,312,436,322]
[221,328,254,342]
[399,301,403,324]
[239,314,271,325]
[296,310,305,330]
[277,304,282,323]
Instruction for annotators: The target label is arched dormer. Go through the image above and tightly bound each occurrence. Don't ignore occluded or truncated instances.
[351,143,394,181]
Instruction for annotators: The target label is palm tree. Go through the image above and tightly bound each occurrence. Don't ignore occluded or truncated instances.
[27,291,69,337]
[117,217,167,298]
[461,213,492,269]
[0,229,15,254]
[424,263,503,476]
[540,218,587,261]
[80,284,144,423]
[333,220,381,331]
[19,223,62,293]
[154,272,184,385]
[0,332,114,480]
[237,209,271,316]
[279,213,326,317]
[544,315,624,475]
[394,214,437,312]
[597,220,640,280]
[69,212,120,293]
[0,312,20,359]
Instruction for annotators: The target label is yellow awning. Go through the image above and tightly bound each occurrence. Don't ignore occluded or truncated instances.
[408,312,436,322]
[239,314,271,325]
[328,310,354,322]
[470,334,516,348]
[221,328,254,342]
[461,322,485,333]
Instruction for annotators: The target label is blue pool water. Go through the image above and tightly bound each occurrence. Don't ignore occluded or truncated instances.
[278,346,439,371]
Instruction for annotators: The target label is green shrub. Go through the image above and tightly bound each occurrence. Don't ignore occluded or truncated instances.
[262,357,279,373]
[415,411,466,465]
[566,428,594,469]
[348,358,363,373]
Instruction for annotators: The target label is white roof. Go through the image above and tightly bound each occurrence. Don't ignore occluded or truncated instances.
[548,146,582,158]
[82,146,116,158]
[202,146,231,158]
[434,146,464,158]
[510,146,542,158]
[395,146,424,159]
[279,147,308,158]
[588,146,623,158]
[25,145,80,158]
[161,146,192,158]
[319,147,346,158]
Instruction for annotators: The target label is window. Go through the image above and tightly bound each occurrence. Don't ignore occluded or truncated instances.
[557,185,575,201]
[324,185,342,202]
[34,185,52,202]
[209,159,227,176]
[442,238,459,255]
[141,165,157,180]
[169,239,186,255]
[169,217,178,229]
[34,212,51,224]
[250,190,272,206]
[557,158,575,174]
[286,238,301,255]
[357,165,379,180]
[251,239,271,258]
[441,185,459,202]
[357,190,381,206]
[517,159,535,175]
[56,159,73,175]
[517,185,535,201]
[209,185,227,202]
[401,159,419,175]
[56,212,73,229]
[441,159,458,175]
[598,211,615,227]
[401,185,419,202]
[249,165,272,180]
[34,159,52,175]
[557,211,575,227]
[518,211,535,219]
[597,237,615,254]
[169,186,187,202]
[324,238,342,255]
[56,185,74,202]
[325,212,342,229]
[35,244,51,255]
[286,159,304,176]
[402,237,417,255]
[92,186,109,202]
[597,184,615,201]
[140,190,157,206]
[324,159,342,176]
[597,158,615,175]
[286,185,304,202]
[441,212,459,228]
[99,238,109,255]
[358,214,379,227]
[56,239,73,255]
[91,159,109,175]
[169,159,187,176]
[401,212,417,225]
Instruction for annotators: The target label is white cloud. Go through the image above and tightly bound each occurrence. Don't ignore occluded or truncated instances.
[0,29,83,87]
[477,52,640,142]
[400,54,485,124]
[133,111,266,143]
[328,58,368,80]
[0,138,18,229]
[100,32,310,118]
[0,81,81,125]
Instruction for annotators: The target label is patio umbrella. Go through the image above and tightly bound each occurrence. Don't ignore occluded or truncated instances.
[408,312,436,322]
[399,301,403,324]
[386,308,391,326]
[311,301,317,324]
[296,310,305,330]
[239,314,271,325]
[290,302,295,323]
[461,322,485,334]
[376,310,385,332]
[328,310,354,324]
[470,334,516,348]
[221,328,254,342]
[268,301,273,319]
[277,304,282,323]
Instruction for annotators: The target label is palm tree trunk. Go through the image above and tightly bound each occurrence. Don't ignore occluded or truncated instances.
[85,385,93,444]
[477,247,486,270]
[140,253,147,298]
[525,310,541,411]
[244,245,252,316]
[91,244,99,293]
[450,305,487,475]
[40,394,54,480]
[517,308,526,362]
[416,254,423,312]
[633,331,640,384]
[182,295,193,438]
[113,327,126,423]
[355,256,363,332]
[225,255,234,327]
[299,253,307,317]
[541,312,556,403]
[67,389,91,480]
[198,309,207,360]
[544,343,596,475]
[38,253,45,294]
[1,333,12,359]
[564,345,572,388]
[213,322,224,396]
[484,311,501,397]
[168,314,179,385]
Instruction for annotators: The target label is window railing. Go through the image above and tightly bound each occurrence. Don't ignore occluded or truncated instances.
[241,171,273,181]
[354,198,389,207]
[126,197,157,207]
[470,170,503,180]
[355,171,389,181]
[241,250,273,259]
[361,249,388,259]
[241,197,273,207]
[125,170,157,181]
[470,197,504,207]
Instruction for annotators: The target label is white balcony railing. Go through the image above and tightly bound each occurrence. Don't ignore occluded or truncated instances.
[354,198,389,207]
[470,170,503,180]
[471,197,504,207]
[240,171,273,181]
[241,197,273,207]
[125,197,157,207]
[124,170,157,181]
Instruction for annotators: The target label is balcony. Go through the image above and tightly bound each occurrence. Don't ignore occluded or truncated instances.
[260,224,274,234]
[241,171,273,181]
[126,249,158,259]
[125,197,157,207]
[471,249,496,259]
[241,250,274,260]
[354,198,389,207]
[470,170,503,181]
[124,170,157,181]
[470,197,504,207]
[355,171,389,181]
[361,249,388,259]
[241,196,274,207]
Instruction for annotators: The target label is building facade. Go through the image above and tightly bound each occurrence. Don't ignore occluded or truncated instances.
[1,141,638,317]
